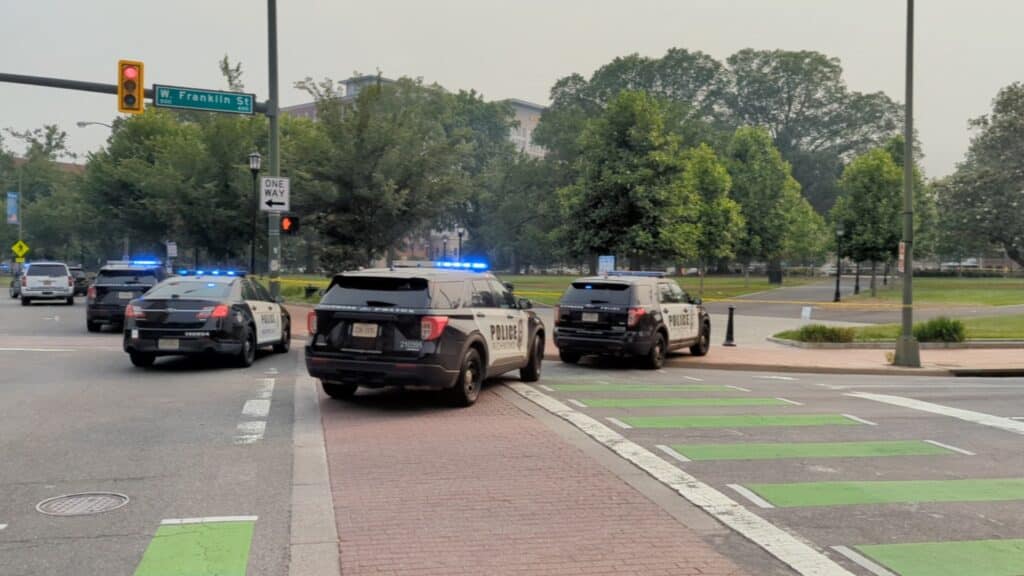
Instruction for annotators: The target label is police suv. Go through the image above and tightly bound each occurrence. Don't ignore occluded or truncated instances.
[122,270,290,368]
[87,261,167,332]
[305,262,545,406]
[553,271,710,369]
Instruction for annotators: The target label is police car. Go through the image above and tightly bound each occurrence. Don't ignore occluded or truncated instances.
[553,271,710,369]
[87,260,167,332]
[122,270,290,368]
[305,261,545,406]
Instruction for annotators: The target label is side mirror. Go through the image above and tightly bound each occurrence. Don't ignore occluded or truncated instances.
[275,295,285,304]
[517,298,532,310]
[504,282,515,292]
[693,297,702,306]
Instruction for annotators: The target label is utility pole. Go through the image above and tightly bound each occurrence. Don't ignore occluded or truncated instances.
[894,0,921,367]
[266,0,282,298]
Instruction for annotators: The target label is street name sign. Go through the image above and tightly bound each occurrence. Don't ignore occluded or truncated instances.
[260,177,290,212]
[153,84,255,115]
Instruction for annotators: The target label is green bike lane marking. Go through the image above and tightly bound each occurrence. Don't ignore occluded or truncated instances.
[744,478,1024,508]
[549,383,734,393]
[621,414,860,429]
[134,517,256,576]
[671,440,954,461]
[581,397,789,408]
[856,539,1024,576]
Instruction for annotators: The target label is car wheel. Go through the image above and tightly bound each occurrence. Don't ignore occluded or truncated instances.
[690,323,711,357]
[87,321,101,333]
[558,349,581,364]
[643,332,667,370]
[321,380,358,400]
[449,348,483,407]
[273,321,290,353]
[129,352,155,368]
[520,333,543,382]
[235,326,257,368]
[20,297,30,306]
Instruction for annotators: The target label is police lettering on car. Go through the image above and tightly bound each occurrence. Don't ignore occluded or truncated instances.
[305,261,545,407]
[122,270,291,368]
[553,270,711,369]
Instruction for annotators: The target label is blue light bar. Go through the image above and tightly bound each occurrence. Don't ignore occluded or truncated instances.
[178,269,189,275]
[195,270,205,275]
[227,271,236,276]
[130,259,161,266]
[211,270,221,275]
[606,270,665,278]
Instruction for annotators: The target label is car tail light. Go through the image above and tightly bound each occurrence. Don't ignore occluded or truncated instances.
[68,276,73,287]
[87,286,96,300]
[125,304,145,319]
[307,311,317,335]
[627,307,646,327]
[197,304,230,319]
[421,316,449,341]
[21,276,26,287]
[554,305,561,326]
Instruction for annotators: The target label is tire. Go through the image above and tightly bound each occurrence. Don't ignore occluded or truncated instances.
[449,348,484,407]
[321,380,358,400]
[558,349,581,364]
[643,332,667,370]
[520,333,544,382]
[234,325,257,368]
[87,321,101,333]
[20,297,29,306]
[129,352,155,368]
[273,321,290,354]
[690,322,711,356]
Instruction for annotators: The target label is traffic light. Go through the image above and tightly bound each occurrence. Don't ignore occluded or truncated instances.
[280,215,300,235]
[117,60,145,114]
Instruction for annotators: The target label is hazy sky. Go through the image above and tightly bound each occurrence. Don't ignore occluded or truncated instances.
[0,0,1018,177]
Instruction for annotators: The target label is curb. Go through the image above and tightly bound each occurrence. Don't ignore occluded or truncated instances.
[767,336,1024,350]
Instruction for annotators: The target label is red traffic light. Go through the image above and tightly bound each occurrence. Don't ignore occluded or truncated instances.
[123,66,138,80]
[279,215,300,235]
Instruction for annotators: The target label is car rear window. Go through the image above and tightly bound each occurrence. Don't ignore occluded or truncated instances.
[145,280,232,300]
[96,269,160,285]
[322,276,431,308]
[561,282,633,306]
[27,264,67,277]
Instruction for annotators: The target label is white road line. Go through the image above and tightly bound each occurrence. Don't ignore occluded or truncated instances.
[1012,417,1024,421]
[813,383,843,390]
[234,421,266,444]
[538,384,555,392]
[776,397,804,406]
[567,398,587,408]
[841,413,878,426]
[242,399,271,418]
[508,383,856,576]
[831,546,897,576]
[847,392,1024,436]
[727,484,775,509]
[0,348,74,352]
[162,515,258,525]
[758,375,797,381]
[0,523,7,531]
[726,385,752,392]
[683,376,704,382]
[655,444,690,463]
[924,439,975,456]
[256,378,275,399]
[265,367,279,375]
[605,417,632,429]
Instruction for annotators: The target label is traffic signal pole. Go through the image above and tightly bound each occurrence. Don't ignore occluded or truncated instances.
[266,0,282,299]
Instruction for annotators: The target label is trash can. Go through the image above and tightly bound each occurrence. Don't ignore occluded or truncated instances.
[767,269,784,284]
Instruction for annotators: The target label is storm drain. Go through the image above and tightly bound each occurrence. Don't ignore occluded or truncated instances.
[36,492,129,516]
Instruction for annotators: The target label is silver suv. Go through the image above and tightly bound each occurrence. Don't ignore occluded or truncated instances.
[20,262,75,305]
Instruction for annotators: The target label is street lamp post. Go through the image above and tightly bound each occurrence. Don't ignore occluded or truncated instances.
[248,152,262,274]
[834,225,845,303]
[76,121,113,129]
[442,235,449,260]
[457,227,465,261]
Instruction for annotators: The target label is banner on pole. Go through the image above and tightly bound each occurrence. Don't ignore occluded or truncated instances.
[5,192,17,225]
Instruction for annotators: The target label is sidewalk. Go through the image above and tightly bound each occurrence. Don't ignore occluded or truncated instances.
[319,388,747,576]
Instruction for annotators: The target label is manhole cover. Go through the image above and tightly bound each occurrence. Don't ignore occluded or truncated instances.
[36,492,129,516]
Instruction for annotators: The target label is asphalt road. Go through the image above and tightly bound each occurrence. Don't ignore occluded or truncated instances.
[0,296,299,576]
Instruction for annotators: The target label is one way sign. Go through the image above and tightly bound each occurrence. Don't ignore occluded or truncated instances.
[260,176,290,212]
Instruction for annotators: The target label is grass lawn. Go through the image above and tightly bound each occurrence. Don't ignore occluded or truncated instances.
[776,314,1024,342]
[850,277,1024,307]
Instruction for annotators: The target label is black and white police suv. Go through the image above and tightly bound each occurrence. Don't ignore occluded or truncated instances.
[122,270,291,368]
[87,260,167,332]
[553,271,710,369]
[305,262,545,406]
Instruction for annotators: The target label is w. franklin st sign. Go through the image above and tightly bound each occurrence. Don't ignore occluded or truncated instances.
[153,84,255,115]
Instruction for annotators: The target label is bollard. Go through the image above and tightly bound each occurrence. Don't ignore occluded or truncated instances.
[723,305,736,347]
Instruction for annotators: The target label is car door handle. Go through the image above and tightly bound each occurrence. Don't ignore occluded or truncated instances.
[506,315,515,319]
[663,308,670,313]
[476,313,486,318]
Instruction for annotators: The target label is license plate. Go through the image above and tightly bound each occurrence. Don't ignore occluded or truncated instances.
[351,323,378,338]
[582,312,599,322]
[158,338,179,351]
[118,292,134,299]
[43,281,53,286]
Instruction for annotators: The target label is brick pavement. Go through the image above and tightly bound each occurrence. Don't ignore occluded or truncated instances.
[320,387,747,576]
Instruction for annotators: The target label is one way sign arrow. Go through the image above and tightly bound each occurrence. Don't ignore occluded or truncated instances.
[260,176,290,212]
[265,199,286,208]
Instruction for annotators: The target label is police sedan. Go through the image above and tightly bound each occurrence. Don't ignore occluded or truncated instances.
[123,271,291,368]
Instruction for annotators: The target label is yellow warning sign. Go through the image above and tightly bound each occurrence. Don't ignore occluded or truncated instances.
[11,240,29,258]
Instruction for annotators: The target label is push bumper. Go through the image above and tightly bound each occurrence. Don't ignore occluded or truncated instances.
[305,347,460,389]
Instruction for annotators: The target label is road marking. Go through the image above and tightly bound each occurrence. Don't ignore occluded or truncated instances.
[256,378,275,399]
[508,383,856,576]
[605,417,632,429]
[538,384,555,392]
[0,347,74,352]
[855,538,1024,576]
[242,399,271,418]
[0,523,6,531]
[746,478,1024,508]
[550,383,731,393]
[581,397,791,408]
[265,367,279,375]
[234,421,266,444]
[683,375,704,382]
[727,484,775,509]
[776,397,804,406]
[161,515,258,525]
[924,439,975,456]
[725,385,751,392]
[655,444,690,463]
[1011,417,1024,421]
[758,375,797,381]
[672,440,953,461]
[841,413,878,426]
[567,398,587,408]
[134,517,256,576]
[831,546,897,576]
[623,414,859,429]
[847,392,1024,436]
[814,383,844,390]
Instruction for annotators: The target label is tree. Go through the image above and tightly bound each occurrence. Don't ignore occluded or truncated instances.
[559,91,700,266]
[725,127,799,282]
[681,144,743,295]
[781,190,828,267]
[832,148,902,296]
